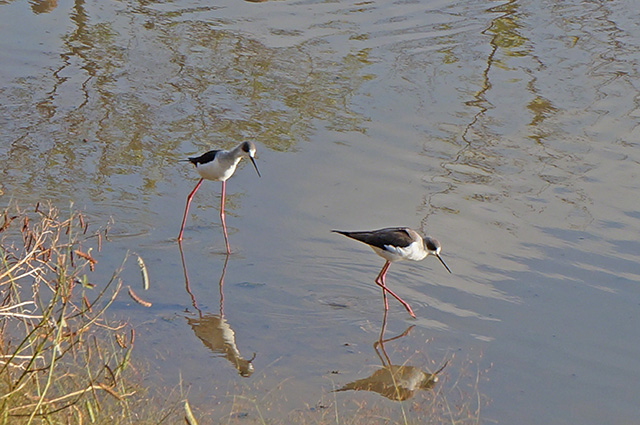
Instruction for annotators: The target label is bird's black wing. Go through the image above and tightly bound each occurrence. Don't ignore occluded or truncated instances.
[188,150,220,166]
[332,227,414,250]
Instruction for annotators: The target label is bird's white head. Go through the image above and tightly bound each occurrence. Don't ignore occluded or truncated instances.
[424,236,452,273]
[240,141,261,177]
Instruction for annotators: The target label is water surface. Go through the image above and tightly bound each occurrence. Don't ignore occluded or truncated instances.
[2,0,640,423]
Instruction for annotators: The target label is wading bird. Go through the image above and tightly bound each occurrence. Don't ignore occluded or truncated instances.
[178,141,261,253]
[333,227,451,318]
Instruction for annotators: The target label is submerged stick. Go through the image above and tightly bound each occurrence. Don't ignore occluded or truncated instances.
[135,254,149,290]
[127,287,151,308]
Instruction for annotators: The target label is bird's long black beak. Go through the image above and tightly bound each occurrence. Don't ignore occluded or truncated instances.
[436,254,452,274]
[249,156,261,178]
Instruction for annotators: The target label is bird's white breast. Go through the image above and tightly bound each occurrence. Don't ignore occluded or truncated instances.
[196,157,241,181]
[381,241,427,262]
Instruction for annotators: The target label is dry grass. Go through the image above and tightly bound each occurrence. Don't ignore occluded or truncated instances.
[0,203,185,424]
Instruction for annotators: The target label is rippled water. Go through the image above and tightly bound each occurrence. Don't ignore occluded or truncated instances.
[2,0,640,423]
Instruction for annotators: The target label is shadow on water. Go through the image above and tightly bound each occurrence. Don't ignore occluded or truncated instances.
[335,309,447,401]
[179,242,256,378]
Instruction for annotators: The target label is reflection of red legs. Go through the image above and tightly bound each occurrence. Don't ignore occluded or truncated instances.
[178,178,204,241]
[374,261,416,318]
[178,240,201,315]
[378,307,389,346]
[218,254,229,316]
[220,181,231,255]
[178,241,230,317]
[375,309,414,367]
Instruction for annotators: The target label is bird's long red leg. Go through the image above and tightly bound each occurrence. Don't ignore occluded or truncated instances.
[220,181,231,254]
[375,261,391,311]
[374,261,416,318]
[178,178,204,241]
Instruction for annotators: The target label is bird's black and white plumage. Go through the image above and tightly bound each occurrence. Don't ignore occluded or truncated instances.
[333,227,451,318]
[187,141,261,182]
[178,141,261,252]
[332,227,450,270]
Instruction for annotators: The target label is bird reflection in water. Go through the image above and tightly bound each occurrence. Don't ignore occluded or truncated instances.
[335,310,447,401]
[179,243,255,377]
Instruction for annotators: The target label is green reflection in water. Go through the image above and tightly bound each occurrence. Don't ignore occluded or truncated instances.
[487,0,530,58]
[527,96,557,126]
[1,2,370,203]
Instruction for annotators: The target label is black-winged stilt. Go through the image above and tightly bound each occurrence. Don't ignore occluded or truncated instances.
[178,141,261,253]
[333,227,451,318]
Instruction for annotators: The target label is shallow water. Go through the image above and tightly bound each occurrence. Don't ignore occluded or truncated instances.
[2,0,640,423]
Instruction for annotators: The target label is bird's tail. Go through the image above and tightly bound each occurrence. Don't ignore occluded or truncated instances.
[332,230,358,240]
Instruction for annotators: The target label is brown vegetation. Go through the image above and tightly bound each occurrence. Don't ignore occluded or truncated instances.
[0,203,181,424]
